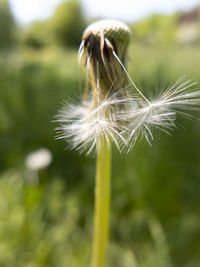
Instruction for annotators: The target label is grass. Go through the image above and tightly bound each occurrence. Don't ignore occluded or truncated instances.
[0,44,200,266]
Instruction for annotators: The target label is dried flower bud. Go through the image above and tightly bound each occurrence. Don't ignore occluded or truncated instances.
[83,19,131,63]
[79,19,131,99]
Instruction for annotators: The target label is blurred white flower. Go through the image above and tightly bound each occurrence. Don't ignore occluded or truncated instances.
[25,148,52,171]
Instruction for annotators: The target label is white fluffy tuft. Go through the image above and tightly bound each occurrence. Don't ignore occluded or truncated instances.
[127,78,200,149]
[56,91,130,154]
[56,78,200,154]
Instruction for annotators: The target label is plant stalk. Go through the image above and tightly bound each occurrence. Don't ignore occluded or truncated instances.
[91,138,112,267]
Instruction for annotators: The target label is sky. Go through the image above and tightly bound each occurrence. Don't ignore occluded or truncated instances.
[9,0,200,25]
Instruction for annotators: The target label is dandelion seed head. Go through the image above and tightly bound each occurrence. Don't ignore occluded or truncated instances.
[56,19,200,155]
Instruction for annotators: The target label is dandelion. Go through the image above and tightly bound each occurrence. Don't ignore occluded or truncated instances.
[25,148,52,184]
[56,19,200,267]
[26,148,52,171]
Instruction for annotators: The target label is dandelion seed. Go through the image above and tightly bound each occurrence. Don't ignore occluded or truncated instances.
[126,78,200,149]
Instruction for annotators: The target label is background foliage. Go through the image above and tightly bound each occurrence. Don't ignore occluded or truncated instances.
[0,0,200,266]
[0,0,16,48]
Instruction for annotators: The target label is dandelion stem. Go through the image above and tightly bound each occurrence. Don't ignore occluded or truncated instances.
[92,138,112,267]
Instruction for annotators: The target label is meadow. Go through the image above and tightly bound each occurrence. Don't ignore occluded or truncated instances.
[0,41,200,267]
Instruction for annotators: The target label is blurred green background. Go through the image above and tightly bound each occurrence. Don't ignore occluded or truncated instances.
[0,0,200,266]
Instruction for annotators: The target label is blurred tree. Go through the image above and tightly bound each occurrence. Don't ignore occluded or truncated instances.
[132,14,179,46]
[24,21,49,49]
[49,0,86,48]
[0,0,16,49]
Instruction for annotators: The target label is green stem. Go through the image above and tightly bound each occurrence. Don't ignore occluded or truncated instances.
[91,138,112,267]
